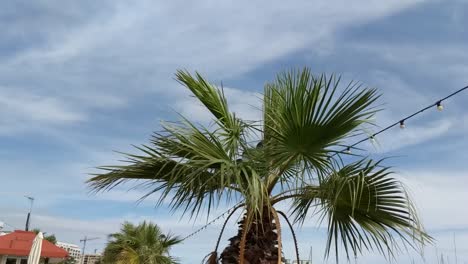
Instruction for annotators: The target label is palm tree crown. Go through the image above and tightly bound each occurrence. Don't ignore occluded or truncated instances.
[89,68,430,263]
[102,221,181,264]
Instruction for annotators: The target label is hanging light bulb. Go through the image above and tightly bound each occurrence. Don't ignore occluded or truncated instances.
[399,120,406,129]
[370,135,376,142]
[345,147,351,154]
[436,101,444,111]
[256,140,263,149]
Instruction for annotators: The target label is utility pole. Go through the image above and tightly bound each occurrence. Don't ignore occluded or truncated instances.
[79,236,99,264]
[24,196,34,231]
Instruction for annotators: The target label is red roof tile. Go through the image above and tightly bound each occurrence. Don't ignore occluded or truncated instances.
[0,230,68,258]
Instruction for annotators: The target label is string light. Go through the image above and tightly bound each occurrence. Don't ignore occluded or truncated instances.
[400,120,406,129]
[436,101,444,111]
[331,84,468,158]
[370,135,376,142]
[345,147,351,154]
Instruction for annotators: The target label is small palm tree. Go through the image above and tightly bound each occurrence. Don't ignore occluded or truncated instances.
[89,68,430,263]
[101,221,181,264]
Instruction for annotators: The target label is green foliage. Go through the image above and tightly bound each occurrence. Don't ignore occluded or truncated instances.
[32,229,57,244]
[45,234,57,245]
[88,68,431,260]
[101,221,181,264]
[292,159,429,260]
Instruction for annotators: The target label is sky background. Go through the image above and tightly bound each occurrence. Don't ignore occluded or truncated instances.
[1,0,468,263]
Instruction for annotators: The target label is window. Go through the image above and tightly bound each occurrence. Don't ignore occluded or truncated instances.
[6,258,17,264]
[20,260,28,264]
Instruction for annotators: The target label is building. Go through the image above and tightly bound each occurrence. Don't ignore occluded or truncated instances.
[0,223,10,237]
[285,260,311,264]
[81,254,101,264]
[0,230,68,264]
[56,242,81,262]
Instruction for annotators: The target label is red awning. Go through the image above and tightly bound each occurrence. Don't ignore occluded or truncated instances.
[0,230,68,258]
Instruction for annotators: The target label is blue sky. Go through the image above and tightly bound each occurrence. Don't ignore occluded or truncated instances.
[1,0,468,263]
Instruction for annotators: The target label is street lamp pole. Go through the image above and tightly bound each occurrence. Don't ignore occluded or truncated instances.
[24,196,34,231]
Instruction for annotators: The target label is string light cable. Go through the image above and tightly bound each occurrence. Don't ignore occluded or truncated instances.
[181,203,243,241]
[334,84,468,157]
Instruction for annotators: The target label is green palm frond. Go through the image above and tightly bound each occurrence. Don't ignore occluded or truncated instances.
[175,70,232,127]
[116,247,139,264]
[175,70,248,154]
[290,159,431,260]
[90,71,270,217]
[103,221,181,264]
[88,116,267,217]
[263,68,380,186]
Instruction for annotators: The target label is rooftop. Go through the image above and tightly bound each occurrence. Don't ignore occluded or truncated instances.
[0,230,68,258]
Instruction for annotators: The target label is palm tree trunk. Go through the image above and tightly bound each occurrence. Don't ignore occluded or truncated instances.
[220,209,284,264]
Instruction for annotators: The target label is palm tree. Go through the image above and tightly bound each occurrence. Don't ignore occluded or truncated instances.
[89,68,430,263]
[101,221,181,264]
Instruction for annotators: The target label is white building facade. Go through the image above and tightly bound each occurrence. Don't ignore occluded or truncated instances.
[56,242,81,262]
[81,254,101,264]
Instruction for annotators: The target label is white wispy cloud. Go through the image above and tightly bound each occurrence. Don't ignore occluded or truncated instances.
[0,87,85,134]
[349,42,468,89]
[0,0,427,136]
[397,169,468,230]
[363,118,453,153]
